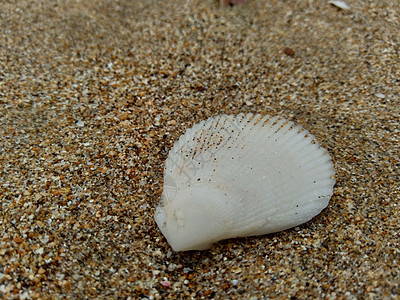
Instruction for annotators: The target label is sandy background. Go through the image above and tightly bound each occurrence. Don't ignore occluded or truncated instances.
[1,0,399,298]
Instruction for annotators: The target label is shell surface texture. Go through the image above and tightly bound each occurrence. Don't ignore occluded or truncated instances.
[155,113,335,251]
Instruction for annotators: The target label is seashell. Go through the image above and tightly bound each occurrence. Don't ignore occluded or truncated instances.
[328,1,350,10]
[155,113,335,251]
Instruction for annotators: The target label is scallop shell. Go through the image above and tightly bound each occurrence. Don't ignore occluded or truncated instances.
[155,113,335,251]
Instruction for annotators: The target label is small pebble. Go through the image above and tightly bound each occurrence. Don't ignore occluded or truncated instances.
[283,47,295,57]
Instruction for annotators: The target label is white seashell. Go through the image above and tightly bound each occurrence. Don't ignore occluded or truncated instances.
[328,1,350,10]
[155,114,335,251]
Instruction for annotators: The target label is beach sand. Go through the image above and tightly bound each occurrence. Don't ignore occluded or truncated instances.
[1,0,399,298]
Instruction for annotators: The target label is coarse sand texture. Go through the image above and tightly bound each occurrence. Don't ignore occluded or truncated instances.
[0,0,399,298]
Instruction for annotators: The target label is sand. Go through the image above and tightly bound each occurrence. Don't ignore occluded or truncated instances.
[0,0,399,298]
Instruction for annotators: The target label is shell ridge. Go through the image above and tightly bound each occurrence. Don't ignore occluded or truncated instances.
[205,129,332,230]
